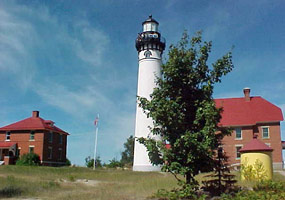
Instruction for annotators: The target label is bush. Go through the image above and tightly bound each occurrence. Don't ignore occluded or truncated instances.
[105,158,123,168]
[221,180,285,200]
[65,158,71,166]
[85,156,102,168]
[16,153,41,166]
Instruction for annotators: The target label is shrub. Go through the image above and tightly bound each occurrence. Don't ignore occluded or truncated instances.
[241,158,268,182]
[16,153,41,166]
[221,180,285,200]
[0,186,22,198]
[65,158,71,166]
[105,158,123,168]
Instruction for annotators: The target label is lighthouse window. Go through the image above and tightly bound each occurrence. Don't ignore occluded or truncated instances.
[144,50,152,58]
[146,23,151,31]
[151,23,157,31]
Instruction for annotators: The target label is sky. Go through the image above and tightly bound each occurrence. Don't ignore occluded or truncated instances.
[0,0,284,166]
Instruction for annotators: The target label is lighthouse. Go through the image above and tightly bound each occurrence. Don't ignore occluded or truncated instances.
[133,15,166,171]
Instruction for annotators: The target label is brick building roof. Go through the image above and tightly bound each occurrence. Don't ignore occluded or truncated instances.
[0,111,69,135]
[0,142,16,148]
[239,136,273,152]
[215,90,283,127]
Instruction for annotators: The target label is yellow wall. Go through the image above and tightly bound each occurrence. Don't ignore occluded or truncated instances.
[241,151,273,181]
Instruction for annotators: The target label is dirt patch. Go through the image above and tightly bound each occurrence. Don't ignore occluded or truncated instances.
[59,179,101,187]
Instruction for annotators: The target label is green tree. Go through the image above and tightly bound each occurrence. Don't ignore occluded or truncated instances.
[120,135,135,166]
[85,156,102,168]
[106,158,123,168]
[138,31,233,186]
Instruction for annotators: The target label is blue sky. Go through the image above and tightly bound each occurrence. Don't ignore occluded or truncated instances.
[0,0,284,166]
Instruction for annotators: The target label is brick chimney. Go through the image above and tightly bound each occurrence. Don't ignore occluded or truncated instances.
[32,111,39,118]
[243,88,251,102]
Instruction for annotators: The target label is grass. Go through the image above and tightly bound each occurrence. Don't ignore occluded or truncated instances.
[0,166,177,199]
[0,166,284,199]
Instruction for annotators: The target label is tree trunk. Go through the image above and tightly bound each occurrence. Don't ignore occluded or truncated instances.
[186,172,192,184]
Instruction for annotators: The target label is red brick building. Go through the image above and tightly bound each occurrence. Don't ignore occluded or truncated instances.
[0,111,69,166]
[215,88,284,170]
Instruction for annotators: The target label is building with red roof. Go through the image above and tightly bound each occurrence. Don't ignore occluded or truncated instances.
[0,111,69,166]
[216,88,284,169]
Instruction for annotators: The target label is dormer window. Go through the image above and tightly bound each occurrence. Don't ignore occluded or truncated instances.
[5,132,11,141]
[45,120,54,127]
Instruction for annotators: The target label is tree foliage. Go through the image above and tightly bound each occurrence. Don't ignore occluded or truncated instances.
[16,153,41,166]
[202,148,237,196]
[120,135,134,166]
[138,31,233,185]
[85,156,102,168]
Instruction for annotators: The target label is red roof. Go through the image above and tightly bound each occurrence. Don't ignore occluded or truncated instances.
[239,136,273,152]
[0,142,16,148]
[215,97,283,126]
[0,113,69,135]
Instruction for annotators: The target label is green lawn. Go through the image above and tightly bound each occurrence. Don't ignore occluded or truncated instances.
[0,166,284,199]
[0,166,177,200]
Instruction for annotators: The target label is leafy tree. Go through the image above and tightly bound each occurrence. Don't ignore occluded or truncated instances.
[120,135,134,166]
[85,156,102,168]
[138,31,233,186]
[105,158,123,168]
[16,153,41,166]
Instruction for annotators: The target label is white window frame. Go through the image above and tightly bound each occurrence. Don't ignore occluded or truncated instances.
[235,127,242,140]
[30,131,35,141]
[29,145,35,153]
[48,147,53,159]
[5,131,11,141]
[262,126,270,139]
[235,145,243,160]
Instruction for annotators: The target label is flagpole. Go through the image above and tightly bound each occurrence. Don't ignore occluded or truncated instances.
[93,114,99,170]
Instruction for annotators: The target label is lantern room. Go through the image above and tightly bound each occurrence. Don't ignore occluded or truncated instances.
[142,15,159,32]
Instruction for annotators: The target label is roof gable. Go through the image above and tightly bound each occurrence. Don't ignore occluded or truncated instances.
[215,96,283,126]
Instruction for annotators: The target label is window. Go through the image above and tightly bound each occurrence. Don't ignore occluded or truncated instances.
[262,127,269,139]
[49,132,53,143]
[30,131,35,140]
[58,148,62,160]
[48,147,52,159]
[59,134,63,144]
[235,145,243,160]
[29,146,34,153]
[5,132,11,141]
[144,50,152,58]
[235,128,242,140]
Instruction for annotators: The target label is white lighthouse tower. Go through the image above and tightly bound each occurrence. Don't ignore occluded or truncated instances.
[133,15,166,171]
